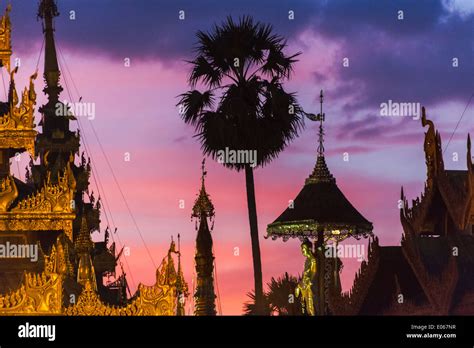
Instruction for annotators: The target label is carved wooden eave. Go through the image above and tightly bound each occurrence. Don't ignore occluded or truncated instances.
[401,231,458,315]
[327,237,380,315]
[0,214,75,240]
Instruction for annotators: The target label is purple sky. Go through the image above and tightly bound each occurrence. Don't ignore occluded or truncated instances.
[5,0,474,314]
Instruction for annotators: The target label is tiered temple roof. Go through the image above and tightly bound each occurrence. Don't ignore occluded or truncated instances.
[328,107,474,315]
[267,91,373,243]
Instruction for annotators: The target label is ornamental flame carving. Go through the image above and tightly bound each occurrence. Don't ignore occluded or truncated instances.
[0,241,64,315]
[0,235,178,316]
[65,281,175,316]
[0,69,38,157]
[13,163,76,214]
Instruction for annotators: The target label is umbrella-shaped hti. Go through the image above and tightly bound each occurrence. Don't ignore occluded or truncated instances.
[266,90,373,315]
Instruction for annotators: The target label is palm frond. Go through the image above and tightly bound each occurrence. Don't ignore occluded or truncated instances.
[177,90,214,126]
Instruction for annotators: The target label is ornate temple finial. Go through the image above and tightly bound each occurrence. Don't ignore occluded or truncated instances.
[201,158,207,185]
[192,159,215,223]
[0,4,12,72]
[176,233,189,316]
[305,90,334,185]
[317,89,325,157]
[38,0,62,103]
[193,161,217,315]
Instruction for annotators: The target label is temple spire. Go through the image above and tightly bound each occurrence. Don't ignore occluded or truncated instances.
[38,0,62,103]
[175,233,188,316]
[305,90,334,184]
[192,159,217,315]
[75,217,97,291]
[0,4,12,72]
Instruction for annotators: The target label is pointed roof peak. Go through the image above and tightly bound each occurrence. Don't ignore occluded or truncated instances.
[192,159,215,219]
[305,155,335,184]
[75,216,93,252]
[317,89,326,157]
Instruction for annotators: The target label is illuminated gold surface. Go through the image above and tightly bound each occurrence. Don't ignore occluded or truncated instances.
[0,4,12,72]
[0,3,183,316]
[295,241,316,316]
[0,162,77,240]
[0,70,38,157]
[13,163,76,214]
[0,237,179,316]
[0,175,18,212]
[0,238,66,315]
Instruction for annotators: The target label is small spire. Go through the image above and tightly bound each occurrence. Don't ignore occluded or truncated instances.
[317,90,325,157]
[201,158,207,186]
[0,4,12,72]
[75,216,93,252]
[176,233,188,316]
[305,90,335,185]
[192,159,215,221]
[75,217,97,290]
[38,0,62,104]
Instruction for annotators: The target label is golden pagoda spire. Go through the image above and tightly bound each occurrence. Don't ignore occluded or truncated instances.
[193,159,217,316]
[0,4,12,72]
[75,217,97,291]
[38,0,62,103]
[175,234,188,316]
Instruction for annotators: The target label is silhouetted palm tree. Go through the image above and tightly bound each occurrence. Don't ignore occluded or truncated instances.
[266,272,302,315]
[179,16,305,314]
[243,273,302,315]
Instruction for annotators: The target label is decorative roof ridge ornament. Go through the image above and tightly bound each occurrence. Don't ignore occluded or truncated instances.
[305,90,335,184]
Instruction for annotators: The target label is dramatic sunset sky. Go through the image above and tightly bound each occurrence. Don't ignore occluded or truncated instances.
[6,0,473,314]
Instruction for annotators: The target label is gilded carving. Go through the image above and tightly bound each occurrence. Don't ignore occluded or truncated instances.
[13,163,76,214]
[0,175,18,212]
[0,4,12,72]
[0,69,38,157]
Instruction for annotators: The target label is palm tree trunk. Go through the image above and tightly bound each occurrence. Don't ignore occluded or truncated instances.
[244,164,264,315]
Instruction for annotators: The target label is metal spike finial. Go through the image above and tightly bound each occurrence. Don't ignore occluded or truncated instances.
[201,158,207,186]
[317,89,325,157]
